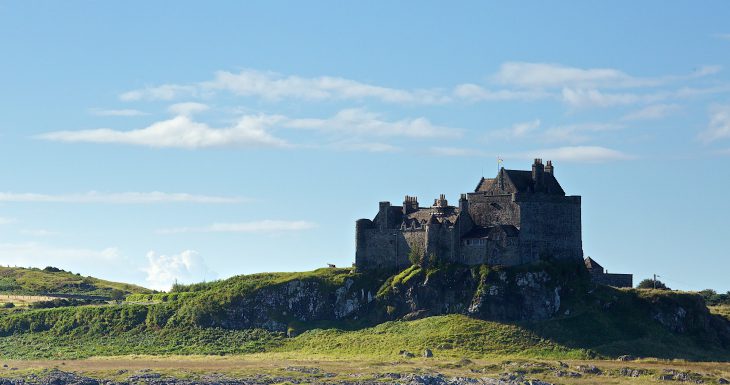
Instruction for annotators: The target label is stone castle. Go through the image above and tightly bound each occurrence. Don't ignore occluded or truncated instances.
[355,159,632,286]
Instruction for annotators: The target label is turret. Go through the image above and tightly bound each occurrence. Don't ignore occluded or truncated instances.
[378,201,391,229]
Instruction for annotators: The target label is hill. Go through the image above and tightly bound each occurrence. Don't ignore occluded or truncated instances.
[0,266,151,298]
[0,261,729,361]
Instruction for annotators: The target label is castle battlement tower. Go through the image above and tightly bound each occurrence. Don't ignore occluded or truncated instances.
[355,160,583,271]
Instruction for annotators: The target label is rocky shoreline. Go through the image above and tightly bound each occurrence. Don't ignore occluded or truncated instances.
[0,369,554,385]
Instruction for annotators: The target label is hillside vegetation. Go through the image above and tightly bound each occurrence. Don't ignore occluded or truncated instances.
[0,262,729,361]
[0,266,151,297]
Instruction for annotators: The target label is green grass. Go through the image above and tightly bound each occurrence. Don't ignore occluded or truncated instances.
[0,266,151,297]
[283,314,588,359]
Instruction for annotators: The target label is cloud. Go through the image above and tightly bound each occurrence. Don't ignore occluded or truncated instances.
[121,69,448,104]
[19,229,59,237]
[89,108,148,117]
[157,220,316,234]
[714,33,730,41]
[429,147,489,157]
[120,84,199,101]
[519,146,634,162]
[143,250,217,291]
[38,115,289,149]
[486,119,619,144]
[0,217,15,225]
[494,62,721,89]
[0,242,122,266]
[0,191,244,204]
[452,83,551,102]
[285,108,462,139]
[699,105,730,143]
[167,102,209,116]
[622,104,681,121]
[561,88,645,108]
[39,109,459,150]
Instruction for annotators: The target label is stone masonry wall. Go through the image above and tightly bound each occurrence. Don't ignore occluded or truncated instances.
[516,195,582,264]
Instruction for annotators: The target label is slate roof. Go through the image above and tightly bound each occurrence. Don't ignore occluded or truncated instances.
[475,169,565,195]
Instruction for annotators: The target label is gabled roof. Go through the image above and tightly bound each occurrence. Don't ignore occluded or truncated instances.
[475,168,565,195]
[584,257,603,271]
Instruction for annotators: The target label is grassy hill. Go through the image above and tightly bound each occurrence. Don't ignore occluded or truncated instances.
[0,263,728,361]
[0,266,151,297]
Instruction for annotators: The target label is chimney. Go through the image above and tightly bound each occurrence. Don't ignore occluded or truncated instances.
[402,195,418,214]
[458,193,468,212]
[545,160,554,175]
[532,158,545,191]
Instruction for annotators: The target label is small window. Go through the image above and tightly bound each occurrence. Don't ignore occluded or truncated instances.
[490,202,502,210]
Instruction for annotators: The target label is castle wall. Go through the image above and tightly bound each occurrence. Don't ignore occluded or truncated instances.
[466,193,520,228]
[516,195,582,263]
[591,272,633,288]
[356,221,427,271]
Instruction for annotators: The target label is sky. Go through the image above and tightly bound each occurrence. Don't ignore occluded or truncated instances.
[0,2,729,292]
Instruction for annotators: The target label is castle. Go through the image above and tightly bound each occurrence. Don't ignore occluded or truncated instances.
[355,159,583,270]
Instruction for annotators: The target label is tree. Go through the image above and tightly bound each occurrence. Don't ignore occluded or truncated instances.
[637,278,670,290]
[408,244,424,266]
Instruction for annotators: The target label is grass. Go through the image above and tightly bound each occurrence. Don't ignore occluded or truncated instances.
[0,266,151,297]
[710,305,730,320]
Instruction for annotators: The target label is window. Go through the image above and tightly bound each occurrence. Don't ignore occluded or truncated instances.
[490,202,502,210]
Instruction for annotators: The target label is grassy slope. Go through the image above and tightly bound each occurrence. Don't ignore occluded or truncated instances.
[0,266,151,296]
[0,265,728,361]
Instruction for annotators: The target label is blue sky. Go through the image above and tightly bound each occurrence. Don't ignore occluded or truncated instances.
[1,2,729,291]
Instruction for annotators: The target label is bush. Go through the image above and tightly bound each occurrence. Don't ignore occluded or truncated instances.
[637,278,670,290]
[407,244,424,266]
[1,302,15,309]
[698,289,730,306]
[42,266,63,273]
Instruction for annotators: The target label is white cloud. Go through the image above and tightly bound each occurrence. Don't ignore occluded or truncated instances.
[90,108,148,117]
[519,146,634,162]
[486,119,618,144]
[0,242,122,267]
[143,250,217,291]
[494,62,721,90]
[429,147,488,157]
[121,69,448,105]
[167,102,209,116]
[0,217,15,225]
[452,83,551,102]
[0,191,244,204]
[285,108,462,139]
[120,84,199,101]
[699,105,730,143]
[622,104,681,121]
[330,140,401,153]
[38,115,289,149]
[157,220,316,234]
[561,88,644,108]
[714,33,730,41]
[19,229,59,237]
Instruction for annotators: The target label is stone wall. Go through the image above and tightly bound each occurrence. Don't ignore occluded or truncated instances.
[591,272,633,288]
[516,195,582,264]
[467,193,520,227]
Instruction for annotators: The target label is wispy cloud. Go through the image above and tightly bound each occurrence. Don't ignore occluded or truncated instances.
[37,115,289,149]
[0,217,15,225]
[121,69,449,105]
[519,146,635,162]
[713,33,730,41]
[486,119,620,144]
[157,220,317,234]
[284,108,462,139]
[167,102,209,116]
[699,104,730,143]
[494,62,721,89]
[429,147,489,157]
[0,243,123,265]
[452,83,551,102]
[20,229,59,237]
[89,108,148,117]
[39,109,459,150]
[622,104,681,121]
[0,191,244,204]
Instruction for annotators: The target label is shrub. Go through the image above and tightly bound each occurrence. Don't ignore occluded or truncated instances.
[1,302,14,309]
[637,278,670,290]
